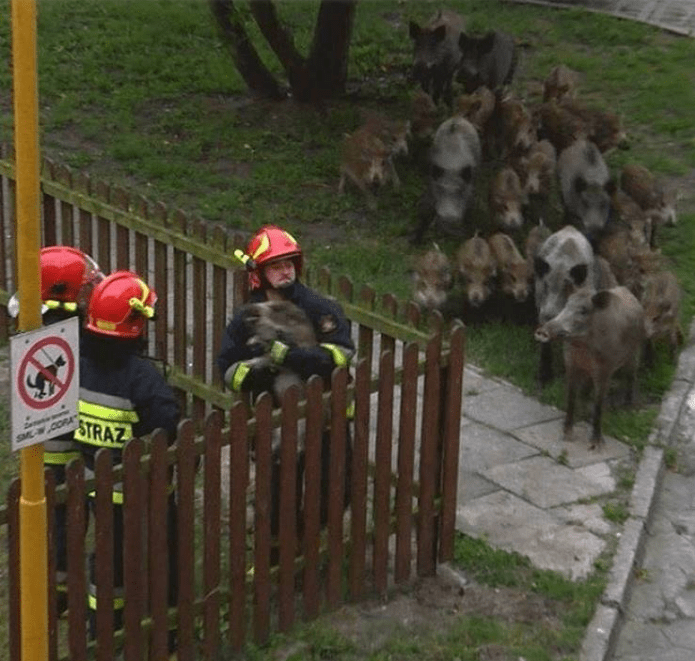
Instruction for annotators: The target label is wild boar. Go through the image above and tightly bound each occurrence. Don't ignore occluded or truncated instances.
[489,167,526,231]
[413,116,482,243]
[360,112,411,187]
[454,85,496,133]
[533,225,611,385]
[535,286,645,449]
[542,64,579,103]
[641,269,684,364]
[457,30,518,94]
[495,96,536,158]
[620,163,678,247]
[488,232,531,302]
[410,88,439,142]
[338,126,392,209]
[524,218,552,272]
[239,300,317,404]
[409,9,466,105]
[410,244,453,311]
[560,100,627,153]
[515,139,556,198]
[557,139,615,245]
[536,99,589,154]
[455,233,497,308]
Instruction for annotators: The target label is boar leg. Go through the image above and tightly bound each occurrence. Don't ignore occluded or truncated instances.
[537,342,554,388]
[563,371,578,442]
[589,380,608,450]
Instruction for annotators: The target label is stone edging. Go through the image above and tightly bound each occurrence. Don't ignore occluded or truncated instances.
[579,321,695,661]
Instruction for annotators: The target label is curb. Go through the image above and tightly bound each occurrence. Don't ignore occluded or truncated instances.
[579,320,695,661]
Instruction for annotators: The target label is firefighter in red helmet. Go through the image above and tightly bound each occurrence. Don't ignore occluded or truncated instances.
[9,245,104,614]
[217,225,354,541]
[74,270,180,646]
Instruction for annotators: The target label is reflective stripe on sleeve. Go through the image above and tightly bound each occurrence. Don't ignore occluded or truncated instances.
[231,363,250,391]
[320,343,351,367]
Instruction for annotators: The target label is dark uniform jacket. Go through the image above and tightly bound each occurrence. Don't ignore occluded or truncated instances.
[216,281,355,399]
[75,334,180,471]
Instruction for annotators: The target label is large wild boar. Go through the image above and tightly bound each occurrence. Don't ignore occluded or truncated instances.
[557,139,615,245]
[411,244,453,311]
[455,233,497,308]
[533,225,615,385]
[409,9,466,105]
[457,30,517,94]
[413,116,482,243]
[488,232,530,302]
[535,286,645,449]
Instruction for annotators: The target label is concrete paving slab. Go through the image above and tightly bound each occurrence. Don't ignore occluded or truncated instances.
[457,471,501,502]
[462,366,507,395]
[458,421,539,472]
[554,503,615,536]
[457,490,606,579]
[481,455,615,508]
[463,383,564,431]
[514,418,631,467]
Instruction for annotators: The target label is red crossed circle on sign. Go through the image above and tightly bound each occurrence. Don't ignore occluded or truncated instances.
[17,336,75,410]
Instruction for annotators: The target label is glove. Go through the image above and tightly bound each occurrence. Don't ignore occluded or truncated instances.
[269,340,290,365]
[224,361,274,393]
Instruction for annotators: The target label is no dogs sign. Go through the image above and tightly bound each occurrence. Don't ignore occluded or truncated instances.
[10,317,80,451]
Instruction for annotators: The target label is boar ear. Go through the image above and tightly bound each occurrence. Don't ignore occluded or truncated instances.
[432,25,447,43]
[478,32,497,55]
[408,21,421,40]
[574,176,588,194]
[534,257,550,279]
[592,290,612,310]
[569,263,588,287]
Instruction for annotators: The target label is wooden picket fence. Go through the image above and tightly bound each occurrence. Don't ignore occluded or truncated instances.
[0,146,466,659]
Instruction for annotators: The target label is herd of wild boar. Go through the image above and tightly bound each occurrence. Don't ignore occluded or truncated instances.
[338,9,682,449]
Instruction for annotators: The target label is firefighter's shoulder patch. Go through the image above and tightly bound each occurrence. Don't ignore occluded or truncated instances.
[319,314,337,335]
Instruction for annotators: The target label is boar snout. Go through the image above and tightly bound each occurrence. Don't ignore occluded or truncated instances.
[534,324,557,343]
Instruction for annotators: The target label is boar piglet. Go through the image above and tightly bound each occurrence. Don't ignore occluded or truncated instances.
[557,139,615,246]
[411,244,453,311]
[535,286,645,449]
[620,163,677,248]
[457,30,518,94]
[488,232,530,302]
[641,269,684,364]
[489,167,526,231]
[542,64,579,104]
[456,233,496,308]
[409,10,466,106]
[413,116,481,243]
[239,300,317,405]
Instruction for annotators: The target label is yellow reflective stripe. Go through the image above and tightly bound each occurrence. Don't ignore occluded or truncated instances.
[320,343,349,367]
[44,451,81,465]
[44,300,78,312]
[251,233,270,260]
[78,400,139,423]
[346,401,355,420]
[232,363,250,391]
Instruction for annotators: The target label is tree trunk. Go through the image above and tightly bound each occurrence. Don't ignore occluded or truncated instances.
[209,0,284,99]
[210,0,357,103]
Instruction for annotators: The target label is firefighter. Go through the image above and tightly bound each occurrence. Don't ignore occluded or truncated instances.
[74,270,180,643]
[8,245,104,614]
[216,225,354,539]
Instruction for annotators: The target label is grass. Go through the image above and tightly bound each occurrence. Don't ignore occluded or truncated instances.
[1,0,695,658]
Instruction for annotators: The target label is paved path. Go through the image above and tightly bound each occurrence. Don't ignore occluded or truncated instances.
[506,0,695,37]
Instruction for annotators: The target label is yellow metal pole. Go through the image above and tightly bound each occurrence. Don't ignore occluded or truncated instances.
[12,0,48,660]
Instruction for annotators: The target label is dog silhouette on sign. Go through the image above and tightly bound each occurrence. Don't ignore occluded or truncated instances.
[27,354,66,399]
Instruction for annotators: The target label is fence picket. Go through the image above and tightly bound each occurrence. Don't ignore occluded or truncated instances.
[123,439,145,661]
[203,411,222,658]
[66,459,88,661]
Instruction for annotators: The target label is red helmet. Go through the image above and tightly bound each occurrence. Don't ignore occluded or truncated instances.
[86,270,157,339]
[8,246,104,318]
[246,225,303,290]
